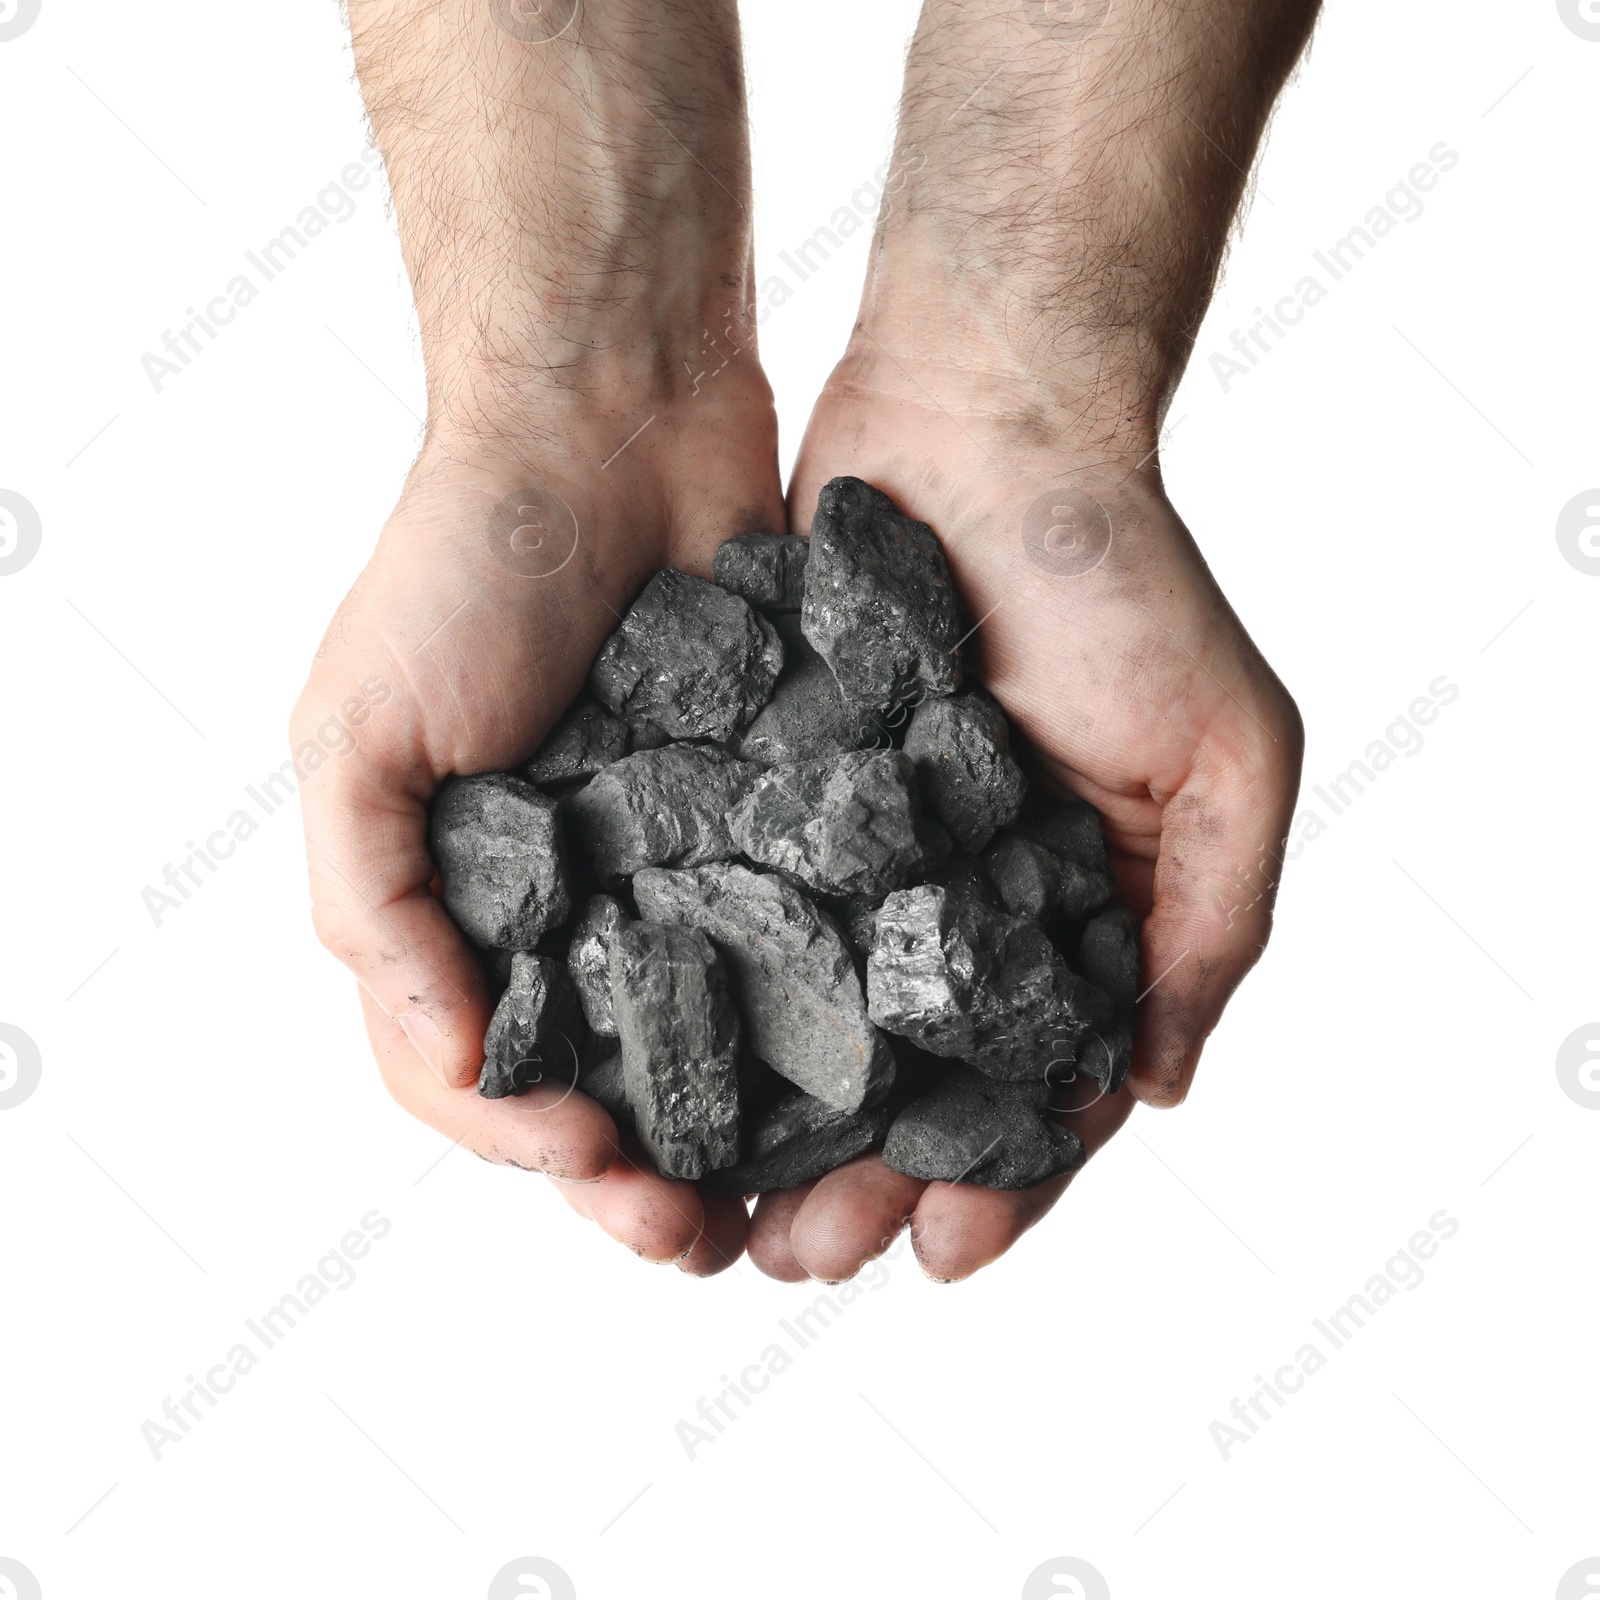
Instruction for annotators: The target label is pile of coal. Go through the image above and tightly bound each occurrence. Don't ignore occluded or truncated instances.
[427,477,1141,1192]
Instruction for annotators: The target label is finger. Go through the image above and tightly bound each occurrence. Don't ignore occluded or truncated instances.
[747,1185,817,1282]
[789,1153,927,1283]
[677,1191,750,1278]
[361,988,616,1179]
[910,1083,1135,1282]
[296,684,496,1091]
[549,1144,707,1265]
[1130,711,1302,1107]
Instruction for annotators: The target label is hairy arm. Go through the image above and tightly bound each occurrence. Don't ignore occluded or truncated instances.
[348,0,758,444]
[866,0,1321,447]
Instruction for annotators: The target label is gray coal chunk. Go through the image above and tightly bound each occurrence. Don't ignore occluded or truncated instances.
[567,894,626,1035]
[566,745,759,879]
[729,749,947,898]
[1078,906,1141,1012]
[735,614,880,766]
[429,773,571,949]
[903,686,1027,852]
[982,833,1115,922]
[608,922,741,1179]
[577,1049,632,1126]
[480,954,589,1099]
[1075,1017,1134,1094]
[588,568,783,741]
[706,1091,893,1196]
[801,476,963,711]
[884,1065,1085,1190]
[523,701,630,786]
[632,863,894,1113]
[867,884,1113,1081]
[712,531,810,614]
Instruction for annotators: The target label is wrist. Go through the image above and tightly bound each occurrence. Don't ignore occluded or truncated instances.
[419,264,762,453]
[851,217,1165,466]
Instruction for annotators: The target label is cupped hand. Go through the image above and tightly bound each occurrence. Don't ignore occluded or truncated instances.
[748,337,1303,1284]
[291,376,783,1274]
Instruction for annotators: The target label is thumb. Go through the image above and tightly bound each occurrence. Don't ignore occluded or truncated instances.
[293,695,493,1090]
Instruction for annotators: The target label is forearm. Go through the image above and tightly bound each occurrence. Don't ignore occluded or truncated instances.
[864,0,1320,443]
[348,0,755,443]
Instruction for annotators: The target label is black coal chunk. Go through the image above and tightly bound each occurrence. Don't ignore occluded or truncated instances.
[524,700,630,786]
[566,745,758,880]
[884,1065,1085,1190]
[729,749,948,899]
[429,773,571,949]
[588,568,783,741]
[608,922,741,1179]
[632,862,894,1113]
[479,954,589,1098]
[1074,1017,1134,1094]
[479,945,517,996]
[841,892,887,958]
[577,1048,632,1127]
[982,793,1116,922]
[736,1053,796,1120]
[867,884,1113,1081]
[1078,906,1141,1012]
[712,531,810,614]
[924,851,1003,910]
[624,715,673,753]
[801,477,963,711]
[1020,794,1112,873]
[982,834,1115,922]
[735,614,880,766]
[903,685,1027,852]
[706,1090,893,1195]
[567,894,626,1035]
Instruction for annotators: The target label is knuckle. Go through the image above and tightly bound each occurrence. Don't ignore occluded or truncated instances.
[309,898,365,966]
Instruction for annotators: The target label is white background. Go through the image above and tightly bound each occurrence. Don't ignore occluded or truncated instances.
[2,2,1597,1597]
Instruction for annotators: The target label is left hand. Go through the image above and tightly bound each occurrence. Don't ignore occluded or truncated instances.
[745,329,1303,1283]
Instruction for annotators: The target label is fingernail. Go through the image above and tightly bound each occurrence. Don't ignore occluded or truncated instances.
[399,1013,444,1077]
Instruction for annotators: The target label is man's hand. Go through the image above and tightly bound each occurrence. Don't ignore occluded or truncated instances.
[292,0,779,1273]
[746,0,1314,1283]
